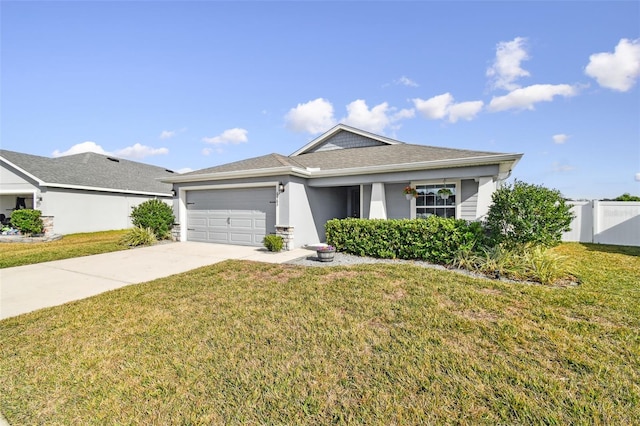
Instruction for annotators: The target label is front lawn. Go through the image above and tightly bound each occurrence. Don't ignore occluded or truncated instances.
[0,229,128,268]
[0,243,638,424]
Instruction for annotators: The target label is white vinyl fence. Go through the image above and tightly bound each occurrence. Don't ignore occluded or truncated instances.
[562,201,640,247]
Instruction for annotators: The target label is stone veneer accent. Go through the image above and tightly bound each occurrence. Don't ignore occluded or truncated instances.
[171,224,181,242]
[275,225,294,250]
[41,216,54,235]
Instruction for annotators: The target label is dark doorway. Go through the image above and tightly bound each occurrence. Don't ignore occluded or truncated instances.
[348,186,360,218]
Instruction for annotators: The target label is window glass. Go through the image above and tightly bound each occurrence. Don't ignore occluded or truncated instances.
[415,183,456,218]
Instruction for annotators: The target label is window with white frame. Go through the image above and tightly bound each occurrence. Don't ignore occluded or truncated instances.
[415,183,457,218]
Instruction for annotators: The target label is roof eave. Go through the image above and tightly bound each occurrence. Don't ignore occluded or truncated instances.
[308,153,524,178]
[161,166,311,183]
[165,153,523,183]
[42,182,172,197]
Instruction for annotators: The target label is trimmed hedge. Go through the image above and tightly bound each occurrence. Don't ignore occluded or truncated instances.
[325,217,485,265]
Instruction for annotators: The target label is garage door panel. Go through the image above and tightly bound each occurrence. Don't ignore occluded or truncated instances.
[209,232,230,243]
[209,217,228,227]
[230,218,253,229]
[229,232,254,244]
[186,187,276,247]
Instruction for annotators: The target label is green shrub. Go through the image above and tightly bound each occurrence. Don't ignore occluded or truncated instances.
[484,180,574,248]
[325,217,484,265]
[10,209,44,235]
[263,235,284,252]
[130,199,175,239]
[119,227,157,247]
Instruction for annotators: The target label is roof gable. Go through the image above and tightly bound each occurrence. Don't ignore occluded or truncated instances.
[290,124,401,156]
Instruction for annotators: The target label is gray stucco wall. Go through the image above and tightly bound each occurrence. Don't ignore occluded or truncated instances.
[385,183,411,219]
[288,184,346,245]
[43,188,171,235]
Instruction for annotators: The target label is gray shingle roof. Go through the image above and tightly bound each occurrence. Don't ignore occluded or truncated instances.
[179,153,303,175]
[292,143,505,170]
[0,150,174,194]
[182,143,513,176]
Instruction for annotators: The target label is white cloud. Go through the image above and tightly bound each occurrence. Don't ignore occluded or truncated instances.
[413,93,482,123]
[447,101,484,123]
[341,100,415,134]
[395,76,419,87]
[635,172,640,182]
[391,108,415,121]
[552,134,570,144]
[113,143,169,159]
[412,93,454,119]
[176,167,193,174]
[342,100,391,134]
[160,130,176,139]
[284,98,336,134]
[488,84,577,112]
[585,38,640,92]
[52,141,168,160]
[551,162,575,173]
[52,141,109,157]
[487,37,530,91]
[202,128,248,145]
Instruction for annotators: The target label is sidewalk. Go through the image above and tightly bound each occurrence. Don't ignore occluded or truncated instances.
[0,242,310,320]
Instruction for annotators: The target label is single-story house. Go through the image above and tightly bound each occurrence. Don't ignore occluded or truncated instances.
[164,124,523,249]
[0,149,175,235]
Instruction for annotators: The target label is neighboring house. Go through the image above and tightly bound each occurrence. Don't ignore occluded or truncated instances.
[164,124,523,249]
[0,149,175,235]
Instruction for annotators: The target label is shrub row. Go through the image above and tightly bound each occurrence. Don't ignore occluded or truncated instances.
[325,217,485,264]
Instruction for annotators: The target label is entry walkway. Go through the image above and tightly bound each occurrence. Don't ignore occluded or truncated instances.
[0,242,310,320]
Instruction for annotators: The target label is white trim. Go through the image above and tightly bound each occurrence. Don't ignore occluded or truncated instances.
[178,181,279,243]
[0,190,38,211]
[411,180,461,219]
[163,166,309,184]
[43,183,171,197]
[0,189,37,195]
[0,157,45,186]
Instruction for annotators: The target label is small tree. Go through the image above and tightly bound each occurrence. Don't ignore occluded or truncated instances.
[10,209,44,235]
[614,193,640,201]
[484,180,574,248]
[130,199,175,239]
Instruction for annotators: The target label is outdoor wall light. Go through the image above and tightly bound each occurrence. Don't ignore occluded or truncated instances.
[278,182,285,193]
[171,189,177,196]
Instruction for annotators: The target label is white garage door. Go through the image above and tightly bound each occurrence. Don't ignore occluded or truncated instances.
[186,187,276,246]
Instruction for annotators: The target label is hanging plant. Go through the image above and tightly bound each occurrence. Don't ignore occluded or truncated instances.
[438,188,453,199]
[403,186,418,200]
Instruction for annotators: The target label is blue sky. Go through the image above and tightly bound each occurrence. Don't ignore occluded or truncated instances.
[2,1,639,200]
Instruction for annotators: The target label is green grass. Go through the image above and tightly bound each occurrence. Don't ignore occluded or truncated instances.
[0,243,638,424]
[0,230,128,268]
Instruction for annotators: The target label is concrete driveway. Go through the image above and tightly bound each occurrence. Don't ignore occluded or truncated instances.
[0,242,310,320]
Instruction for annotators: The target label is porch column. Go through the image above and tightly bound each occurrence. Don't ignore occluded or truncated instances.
[475,177,495,220]
[369,182,387,219]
